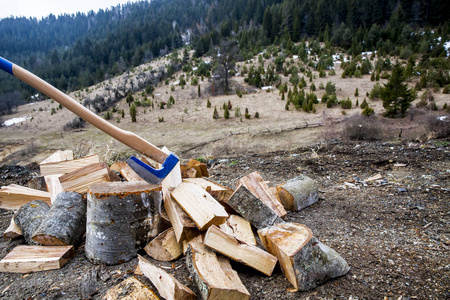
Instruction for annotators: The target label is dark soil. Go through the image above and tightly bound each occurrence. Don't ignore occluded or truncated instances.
[0,139,449,299]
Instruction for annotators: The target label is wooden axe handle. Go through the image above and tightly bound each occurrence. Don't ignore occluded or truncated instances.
[8,59,168,163]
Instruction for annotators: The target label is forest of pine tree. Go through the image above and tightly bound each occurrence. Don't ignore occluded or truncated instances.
[0,0,449,113]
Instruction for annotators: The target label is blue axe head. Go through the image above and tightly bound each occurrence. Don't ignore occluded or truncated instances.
[126,153,179,184]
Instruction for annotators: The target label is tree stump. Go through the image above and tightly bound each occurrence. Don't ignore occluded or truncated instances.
[85,182,162,265]
[14,200,50,245]
[32,192,86,246]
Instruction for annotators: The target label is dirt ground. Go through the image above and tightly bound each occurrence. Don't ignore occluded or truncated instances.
[0,138,449,299]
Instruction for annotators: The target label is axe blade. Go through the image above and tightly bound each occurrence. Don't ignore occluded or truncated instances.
[126,153,179,184]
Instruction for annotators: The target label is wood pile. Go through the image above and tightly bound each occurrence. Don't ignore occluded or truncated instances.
[0,150,349,298]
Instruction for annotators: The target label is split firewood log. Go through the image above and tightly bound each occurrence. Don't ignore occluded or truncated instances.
[204,225,277,276]
[32,192,86,246]
[143,228,183,262]
[138,255,196,300]
[258,222,350,291]
[0,185,51,210]
[59,162,118,193]
[185,237,250,300]
[224,183,283,229]
[102,276,160,300]
[171,182,228,231]
[3,216,22,239]
[276,175,319,211]
[183,177,234,205]
[85,182,162,265]
[14,200,50,245]
[238,171,286,218]
[0,245,75,273]
[219,215,256,246]
[164,193,197,242]
[39,155,100,176]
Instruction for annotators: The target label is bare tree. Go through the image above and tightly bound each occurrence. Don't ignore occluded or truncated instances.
[212,39,239,94]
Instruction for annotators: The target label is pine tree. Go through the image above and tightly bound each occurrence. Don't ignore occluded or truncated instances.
[381,63,416,118]
[207,98,211,108]
[130,103,137,122]
[213,106,219,119]
[224,106,230,119]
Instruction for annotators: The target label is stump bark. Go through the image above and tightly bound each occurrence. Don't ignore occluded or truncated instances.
[14,200,50,245]
[32,192,86,246]
[85,182,162,265]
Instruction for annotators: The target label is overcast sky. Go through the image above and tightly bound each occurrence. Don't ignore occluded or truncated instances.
[0,0,139,20]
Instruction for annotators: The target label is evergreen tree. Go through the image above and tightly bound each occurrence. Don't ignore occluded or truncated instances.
[224,106,230,119]
[130,103,137,122]
[381,63,416,118]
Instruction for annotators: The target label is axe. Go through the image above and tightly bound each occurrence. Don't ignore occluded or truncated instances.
[0,56,179,184]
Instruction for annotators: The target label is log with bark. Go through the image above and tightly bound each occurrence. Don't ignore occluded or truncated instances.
[138,255,196,300]
[204,225,277,276]
[276,175,319,211]
[171,182,228,231]
[0,245,75,273]
[31,192,86,246]
[14,200,50,245]
[224,183,283,229]
[185,237,250,300]
[258,222,350,291]
[85,182,162,265]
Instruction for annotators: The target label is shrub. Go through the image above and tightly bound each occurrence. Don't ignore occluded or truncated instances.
[344,116,382,141]
[213,106,219,119]
[361,106,375,116]
[325,81,336,94]
[360,98,368,109]
[244,107,251,119]
[426,114,450,138]
[63,117,85,131]
[369,83,382,99]
[234,107,241,117]
[51,108,56,115]
[158,116,164,122]
[254,112,260,118]
[207,98,211,108]
[340,98,352,109]
[442,85,450,94]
